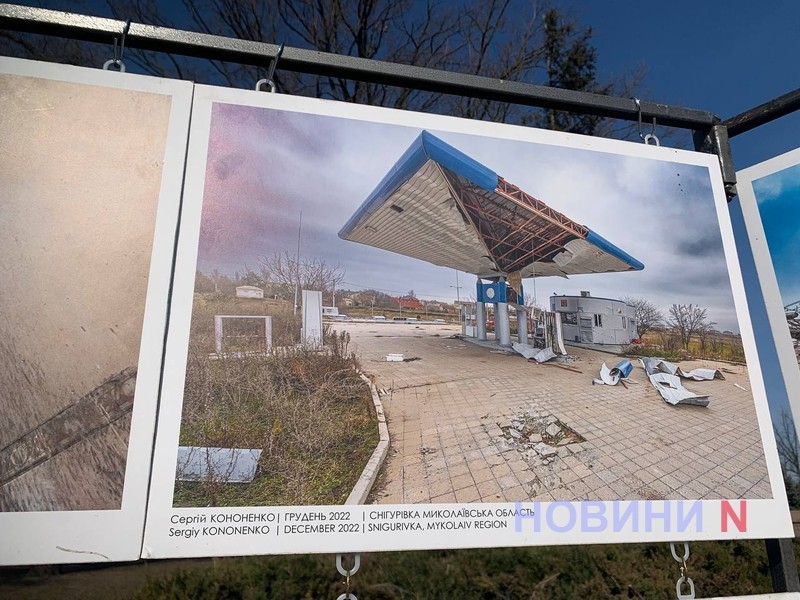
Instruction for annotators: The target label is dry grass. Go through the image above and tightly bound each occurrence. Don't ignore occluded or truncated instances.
[173,294,378,507]
[624,330,746,363]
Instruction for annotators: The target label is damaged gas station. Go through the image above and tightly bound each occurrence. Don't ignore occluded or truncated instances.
[339,131,768,505]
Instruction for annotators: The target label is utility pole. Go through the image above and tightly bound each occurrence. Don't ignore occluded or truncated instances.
[450,271,462,316]
[293,210,302,315]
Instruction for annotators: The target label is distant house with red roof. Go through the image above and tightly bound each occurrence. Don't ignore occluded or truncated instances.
[393,295,422,310]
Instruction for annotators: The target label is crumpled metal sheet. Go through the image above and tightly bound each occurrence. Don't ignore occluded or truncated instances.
[639,358,711,406]
[512,343,555,363]
[599,362,619,385]
[639,357,724,381]
[647,373,710,406]
[594,360,633,386]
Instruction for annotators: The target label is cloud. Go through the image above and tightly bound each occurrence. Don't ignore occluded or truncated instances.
[753,162,800,204]
[192,104,742,332]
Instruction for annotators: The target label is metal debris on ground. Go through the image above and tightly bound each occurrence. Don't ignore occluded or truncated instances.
[542,362,582,374]
[640,357,724,381]
[734,383,749,392]
[386,353,404,362]
[554,354,578,363]
[639,358,710,407]
[593,360,633,386]
[512,343,556,363]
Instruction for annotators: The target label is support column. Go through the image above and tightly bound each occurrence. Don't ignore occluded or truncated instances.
[476,302,487,341]
[476,278,487,341]
[496,278,511,347]
[517,306,528,345]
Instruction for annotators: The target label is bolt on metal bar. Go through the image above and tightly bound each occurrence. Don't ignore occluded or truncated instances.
[0,3,720,130]
[723,87,800,138]
[693,124,738,199]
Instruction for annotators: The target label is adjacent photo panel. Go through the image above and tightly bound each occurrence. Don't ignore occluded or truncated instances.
[143,85,792,558]
[737,150,800,508]
[0,57,192,564]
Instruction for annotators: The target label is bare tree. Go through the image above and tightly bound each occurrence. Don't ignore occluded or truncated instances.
[696,319,718,354]
[774,408,800,507]
[776,408,800,482]
[2,0,644,136]
[667,303,709,350]
[259,251,344,303]
[622,296,663,340]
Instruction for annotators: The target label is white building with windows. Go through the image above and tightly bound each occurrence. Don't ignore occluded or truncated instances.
[550,291,636,347]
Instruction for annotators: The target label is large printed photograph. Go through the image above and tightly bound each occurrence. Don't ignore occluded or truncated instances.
[738,150,800,506]
[143,87,790,556]
[0,57,191,565]
[169,97,773,511]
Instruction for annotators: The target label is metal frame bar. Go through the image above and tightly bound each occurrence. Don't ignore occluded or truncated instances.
[3,2,800,593]
[0,3,719,130]
[724,87,800,137]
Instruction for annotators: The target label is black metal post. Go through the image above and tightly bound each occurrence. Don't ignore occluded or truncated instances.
[693,124,737,199]
[766,538,800,592]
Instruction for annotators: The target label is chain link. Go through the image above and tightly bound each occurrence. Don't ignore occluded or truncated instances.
[336,554,360,600]
[670,542,695,600]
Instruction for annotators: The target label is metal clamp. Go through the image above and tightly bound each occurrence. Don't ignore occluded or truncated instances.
[633,97,660,146]
[255,43,284,92]
[102,19,130,72]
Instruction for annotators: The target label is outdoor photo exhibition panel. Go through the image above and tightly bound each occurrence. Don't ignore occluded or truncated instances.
[0,57,192,565]
[737,150,800,482]
[143,84,792,558]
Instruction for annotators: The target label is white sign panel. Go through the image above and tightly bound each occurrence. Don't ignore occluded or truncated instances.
[143,84,791,558]
[737,149,800,489]
[0,57,192,565]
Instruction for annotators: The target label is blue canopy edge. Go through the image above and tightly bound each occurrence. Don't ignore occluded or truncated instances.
[585,229,645,271]
[339,131,498,239]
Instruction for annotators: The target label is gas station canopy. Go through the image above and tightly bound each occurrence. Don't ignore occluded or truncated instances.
[339,131,643,279]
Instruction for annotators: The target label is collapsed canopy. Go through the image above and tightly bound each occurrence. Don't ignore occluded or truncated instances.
[339,131,643,279]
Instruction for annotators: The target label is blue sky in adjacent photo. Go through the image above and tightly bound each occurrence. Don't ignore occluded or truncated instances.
[753,163,800,306]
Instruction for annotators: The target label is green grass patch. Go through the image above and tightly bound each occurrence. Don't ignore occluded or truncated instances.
[174,293,378,507]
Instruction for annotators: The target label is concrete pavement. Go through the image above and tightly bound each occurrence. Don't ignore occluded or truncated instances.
[341,321,772,504]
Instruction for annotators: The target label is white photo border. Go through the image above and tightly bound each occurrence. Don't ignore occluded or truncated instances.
[0,57,192,565]
[143,84,792,558]
[737,150,800,461]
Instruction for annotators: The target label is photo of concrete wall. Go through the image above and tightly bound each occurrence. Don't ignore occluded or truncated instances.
[0,71,173,512]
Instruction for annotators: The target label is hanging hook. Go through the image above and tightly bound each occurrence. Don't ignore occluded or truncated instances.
[336,553,360,577]
[256,43,284,92]
[633,97,643,140]
[103,19,130,72]
[632,97,660,146]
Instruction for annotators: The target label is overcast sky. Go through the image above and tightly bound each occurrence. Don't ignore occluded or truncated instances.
[195,102,742,332]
